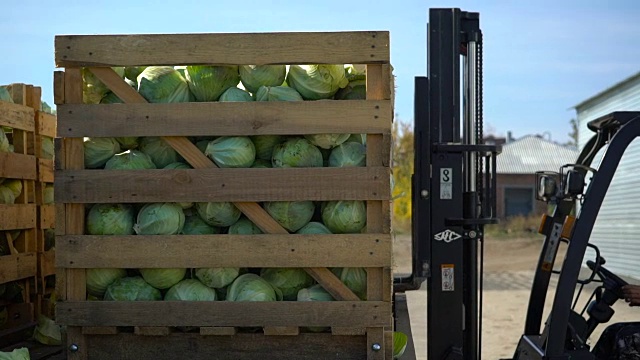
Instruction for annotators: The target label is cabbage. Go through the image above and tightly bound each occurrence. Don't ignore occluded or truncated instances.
[104,150,157,170]
[304,134,350,150]
[125,66,147,84]
[137,66,193,103]
[297,284,334,332]
[196,202,241,227]
[335,79,366,100]
[394,332,408,359]
[322,201,366,234]
[83,67,125,104]
[329,142,366,167]
[134,203,185,235]
[41,137,54,159]
[296,222,332,234]
[195,140,209,153]
[44,229,55,251]
[0,129,10,152]
[255,86,303,101]
[344,64,367,81]
[227,274,282,302]
[86,268,127,297]
[140,268,186,290]
[184,66,239,102]
[0,87,12,103]
[204,136,255,168]
[100,92,123,104]
[228,217,263,234]
[139,137,180,168]
[84,137,121,169]
[195,268,240,289]
[251,159,272,168]
[0,347,29,360]
[181,213,220,235]
[0,185,16,205]
[219,87,253,102]
[346,133,367,145]
[33,315,62,345]
[115,137,139,150]
[332,267,367,300]
[272,138,323,168]
[87,203,135,235]
[43,185,54,204]
[239,65,287,93]
[3,180,22,198]
[260,268,314,301]
[164,279,216,301]
[250,135,284,160]
[264,201,315,232]
[104,276,162,301]
[286,65,349,100]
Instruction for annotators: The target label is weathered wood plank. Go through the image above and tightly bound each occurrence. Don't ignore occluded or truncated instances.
[56,301,391,327]
[135,326,170,336]
[55,167,390,203]
[37,111,57,138]
[86,68,361,302]
[263,326,300,336]
[39,204,55,229]
[0,152,37,180]
[367,327,385,360]
[38,159,54,183]
[0,101,35,131]
[0,253,37,283]
[200,327,237,336]
[39,250,56,277]
[85,333,367,360]
[55,31,390,67]
[82,326,118,335]
[57,101,391,137]
[0,204,36,230]
[56,234,392,268]
[53,71,65,105]
[333,327,367,336]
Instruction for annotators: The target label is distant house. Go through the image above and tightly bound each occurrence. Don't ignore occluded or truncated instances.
[574,71,640,279]
[495,135,579,219]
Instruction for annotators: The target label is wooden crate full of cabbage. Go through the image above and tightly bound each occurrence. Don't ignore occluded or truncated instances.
[53,31,396,360]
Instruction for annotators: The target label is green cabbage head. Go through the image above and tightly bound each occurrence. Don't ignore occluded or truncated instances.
[104,276,162,301]
[286,65,349,100]
[137,66,193,103]
[255,86,303,101]
[329,142,366,167]
[195,268,241,289]
[304,134,350,150]
[139,137,180,168]
[250,135,285,160]
[239,65,286,93]
[227,274,283,302]
[164,279,216,301]
[219,87,253,102]
[86,268,127,298]
[181,213,220,235]
[134,203,185,235]
[196,202,241,227]
[260,268,314,301]
[140,268,187,290]
[84,137,121,169]
[272,138,323,168]
[87,204,135,235]
[321,201,367,234]
[296,222,332,234]
[184,66,239,102]
[104,150,157,170]
[332,267,367,300]
[204,136,255,168]
[264,201,315,232]
[228,217,263,234]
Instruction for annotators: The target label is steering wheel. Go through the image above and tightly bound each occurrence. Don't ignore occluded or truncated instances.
[586,260,628,298]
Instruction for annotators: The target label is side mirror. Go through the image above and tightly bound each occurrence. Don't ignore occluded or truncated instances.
[535,172,559,201]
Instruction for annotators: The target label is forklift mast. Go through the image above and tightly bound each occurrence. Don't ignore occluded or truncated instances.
[395,8,500,360]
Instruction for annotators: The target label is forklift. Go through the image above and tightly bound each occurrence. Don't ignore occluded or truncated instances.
[393,7,640,360]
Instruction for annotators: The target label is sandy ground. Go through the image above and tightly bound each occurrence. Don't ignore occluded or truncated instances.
[393,235,640,359]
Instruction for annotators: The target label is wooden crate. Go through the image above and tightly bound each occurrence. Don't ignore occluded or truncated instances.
[54,31,394,360]
[0,84,41,336]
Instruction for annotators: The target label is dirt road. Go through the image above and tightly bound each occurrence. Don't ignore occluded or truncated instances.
[393,235,640,359]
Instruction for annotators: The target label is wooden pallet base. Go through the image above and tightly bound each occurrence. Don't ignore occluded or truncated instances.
[1,340,64,360]
[67,333,372,360]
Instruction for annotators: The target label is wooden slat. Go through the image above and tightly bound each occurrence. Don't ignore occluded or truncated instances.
[82,326,119,335]
[57,301,391,327]
[54,71,65,105]
[38,159,54,183]
[333,327,367,336]
[0,253,37,283]
[39,250,56,277]
[37,111,57,138]
[0,204,36,230]
[57,100,390,137]
[0,303,34,332]
[85,333,366,360]
[56,234,392,268]
[367,327,385,360]
[135,326,170,336]
[87,67,361,302]
[63,68,88,360]
[55,167,390,203]
[0,152,37,180]
[263,326,300,336]
[384,330,394,360]
[200,327,237,336]
[55,31,390,67]
[39,204,56,229]
[0,101,35,131]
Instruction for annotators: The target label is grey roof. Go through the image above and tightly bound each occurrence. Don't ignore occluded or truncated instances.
[497,136,579,174]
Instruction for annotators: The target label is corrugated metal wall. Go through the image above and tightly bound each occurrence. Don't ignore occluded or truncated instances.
[576,74,640,279]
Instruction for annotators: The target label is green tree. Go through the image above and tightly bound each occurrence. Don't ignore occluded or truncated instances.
[391,120,414,233]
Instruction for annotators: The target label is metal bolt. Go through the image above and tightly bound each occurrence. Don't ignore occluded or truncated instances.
[372,343,382,351]
[420,189,429,199]
[69,344,79,353]
[468,230,477,239]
